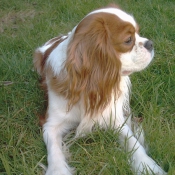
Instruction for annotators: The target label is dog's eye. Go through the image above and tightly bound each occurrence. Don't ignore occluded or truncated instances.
[124,37,132,44]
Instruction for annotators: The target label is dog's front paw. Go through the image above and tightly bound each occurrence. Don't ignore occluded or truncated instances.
[45,163,73,175]
[132,153,167,175]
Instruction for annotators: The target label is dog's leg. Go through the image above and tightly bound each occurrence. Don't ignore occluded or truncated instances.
[132,120,148,151]
[43,122,73,175]
[118,124,166,175]
[43,92,79,175]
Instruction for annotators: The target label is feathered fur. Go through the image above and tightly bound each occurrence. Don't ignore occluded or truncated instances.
[34,4,166,175]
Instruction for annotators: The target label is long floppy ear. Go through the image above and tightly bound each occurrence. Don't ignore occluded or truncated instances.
[58,13,121,115]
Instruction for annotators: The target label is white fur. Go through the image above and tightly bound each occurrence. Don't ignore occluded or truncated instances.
[46,28,77,76]
[89,8,137,28]
[37,7,167,175]
[121,34,154,75]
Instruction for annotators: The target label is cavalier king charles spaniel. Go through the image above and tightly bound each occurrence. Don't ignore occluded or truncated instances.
[34,4,167,175]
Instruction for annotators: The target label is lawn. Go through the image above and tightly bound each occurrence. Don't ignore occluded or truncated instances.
[0,0,175,174]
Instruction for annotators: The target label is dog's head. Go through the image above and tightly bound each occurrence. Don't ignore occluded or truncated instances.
[63,5,154,113]
[68,5,154,75]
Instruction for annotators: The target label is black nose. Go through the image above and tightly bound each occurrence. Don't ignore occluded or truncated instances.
[144,40,153,52]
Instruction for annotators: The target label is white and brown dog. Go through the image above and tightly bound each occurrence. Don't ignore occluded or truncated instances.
[34,4,167,175]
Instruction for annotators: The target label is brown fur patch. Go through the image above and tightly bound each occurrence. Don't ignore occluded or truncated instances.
[33,51,43,75]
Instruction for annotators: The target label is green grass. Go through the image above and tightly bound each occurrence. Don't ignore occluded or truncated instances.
[0,0,175,174]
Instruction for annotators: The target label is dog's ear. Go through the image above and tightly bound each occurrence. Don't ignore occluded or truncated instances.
[59,13,121,114]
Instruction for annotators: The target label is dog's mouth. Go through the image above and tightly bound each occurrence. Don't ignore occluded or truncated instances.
[121,70,132,76]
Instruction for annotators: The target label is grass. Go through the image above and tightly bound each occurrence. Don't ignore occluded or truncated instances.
[0,0,175,174]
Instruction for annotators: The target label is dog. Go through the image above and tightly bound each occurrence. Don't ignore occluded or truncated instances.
[34,4,167,175]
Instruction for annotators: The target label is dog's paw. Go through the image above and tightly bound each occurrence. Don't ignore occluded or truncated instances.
[45,163,72,175]
[132,154,167,175]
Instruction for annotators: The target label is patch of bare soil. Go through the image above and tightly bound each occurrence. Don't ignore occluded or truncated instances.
[0,9,36,33]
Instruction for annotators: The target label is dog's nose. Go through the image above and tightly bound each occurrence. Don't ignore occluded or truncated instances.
[144,40,153,52]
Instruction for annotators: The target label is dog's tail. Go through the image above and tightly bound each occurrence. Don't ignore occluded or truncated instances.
[33,49,46,77]
[33,50,48,127]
